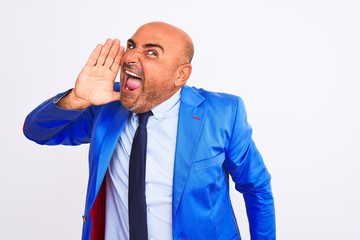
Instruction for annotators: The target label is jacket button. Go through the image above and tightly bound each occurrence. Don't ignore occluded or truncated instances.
[82,215,87,223]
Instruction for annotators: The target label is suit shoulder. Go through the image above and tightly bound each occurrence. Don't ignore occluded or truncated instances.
[191,86,244,105]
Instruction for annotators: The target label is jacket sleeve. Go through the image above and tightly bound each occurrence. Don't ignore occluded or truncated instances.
[223,97,276,239]
[23,90,97,146]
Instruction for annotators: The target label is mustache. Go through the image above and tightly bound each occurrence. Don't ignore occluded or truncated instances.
[122,63,144,78]
[123,62,133,69]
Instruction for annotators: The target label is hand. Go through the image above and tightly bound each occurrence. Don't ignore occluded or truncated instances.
[58,38,124,109]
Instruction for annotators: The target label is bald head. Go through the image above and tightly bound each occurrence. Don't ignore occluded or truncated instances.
[135,21,194,64]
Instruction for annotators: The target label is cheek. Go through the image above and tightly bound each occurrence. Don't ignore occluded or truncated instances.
[145,73,173,88]
[142,63,177,88]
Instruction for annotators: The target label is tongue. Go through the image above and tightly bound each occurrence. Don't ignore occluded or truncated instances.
[126,78,141,90]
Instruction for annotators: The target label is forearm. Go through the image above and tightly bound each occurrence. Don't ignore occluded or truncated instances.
[243,183,276,239]
[23,91,93,145]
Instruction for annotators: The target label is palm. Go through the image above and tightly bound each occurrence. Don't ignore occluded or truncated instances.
[74,39,124,106]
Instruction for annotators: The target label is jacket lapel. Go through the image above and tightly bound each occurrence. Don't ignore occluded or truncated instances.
[173,86,207,217]
[94,102,130,198]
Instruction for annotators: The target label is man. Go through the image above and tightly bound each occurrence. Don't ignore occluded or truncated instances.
[24,21,275,240]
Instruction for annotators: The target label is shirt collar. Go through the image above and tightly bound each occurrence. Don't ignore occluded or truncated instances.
[151,89,181,120]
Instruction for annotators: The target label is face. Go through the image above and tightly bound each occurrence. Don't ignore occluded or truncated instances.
[119,22,191,113]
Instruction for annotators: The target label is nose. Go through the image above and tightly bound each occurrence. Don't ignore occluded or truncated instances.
[123,49,140,65]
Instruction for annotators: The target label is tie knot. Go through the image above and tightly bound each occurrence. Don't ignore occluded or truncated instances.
[138,111,153,125]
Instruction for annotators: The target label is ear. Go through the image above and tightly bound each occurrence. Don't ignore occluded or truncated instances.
[174,64,192,87]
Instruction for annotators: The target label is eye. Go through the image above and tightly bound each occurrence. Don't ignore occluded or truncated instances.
[147,50,157,57]
[127,43,134,50]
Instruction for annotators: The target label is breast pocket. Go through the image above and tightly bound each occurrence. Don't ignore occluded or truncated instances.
[194,152,225,172]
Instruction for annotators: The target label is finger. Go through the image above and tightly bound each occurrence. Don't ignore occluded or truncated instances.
[96,38,114,66]
[110,44,124,74]
[85,44,103,67]
[104,38,120,68]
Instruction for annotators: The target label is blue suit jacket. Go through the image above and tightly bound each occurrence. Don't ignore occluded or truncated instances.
[24,84,275,240]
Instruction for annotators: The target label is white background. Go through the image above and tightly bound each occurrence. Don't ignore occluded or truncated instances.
[1,0,359,239]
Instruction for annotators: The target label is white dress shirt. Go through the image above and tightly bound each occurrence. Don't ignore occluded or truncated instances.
[105,90,180,240]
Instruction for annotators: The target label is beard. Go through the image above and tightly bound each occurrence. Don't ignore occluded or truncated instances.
[120,81,178,113]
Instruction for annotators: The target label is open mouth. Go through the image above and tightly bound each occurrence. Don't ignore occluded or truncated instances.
[124,70,142,91]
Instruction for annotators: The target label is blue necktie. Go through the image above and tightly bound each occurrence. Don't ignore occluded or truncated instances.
[128,111,152,240]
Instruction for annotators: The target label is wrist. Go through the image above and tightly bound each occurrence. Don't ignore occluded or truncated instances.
[56,89,90,110]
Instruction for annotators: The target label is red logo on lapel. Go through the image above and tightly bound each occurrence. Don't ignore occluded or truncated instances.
[192,116,201,120]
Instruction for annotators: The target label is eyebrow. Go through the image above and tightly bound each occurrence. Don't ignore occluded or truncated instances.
[127,38,164,53]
